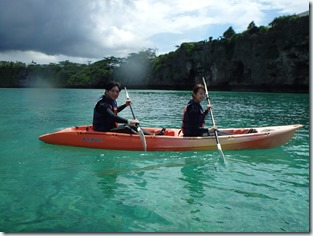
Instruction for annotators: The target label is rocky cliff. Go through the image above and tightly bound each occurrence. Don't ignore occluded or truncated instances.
[148,15,309,92]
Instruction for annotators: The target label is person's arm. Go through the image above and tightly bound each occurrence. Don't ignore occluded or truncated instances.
[204,104,212,115]
[204,104,217,132]
[117,100,131,112]
[117,104,127,113]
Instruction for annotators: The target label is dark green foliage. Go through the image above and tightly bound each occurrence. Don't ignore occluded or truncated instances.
[0,61,26,87]
[180,42,197,55]
[66,57,122,88]
[113,49,156,88]
[247,21,256,30]
[269,14,300,28]
[223,26,236,39]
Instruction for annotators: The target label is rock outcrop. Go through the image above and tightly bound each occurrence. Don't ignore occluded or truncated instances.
[148,15,309,92]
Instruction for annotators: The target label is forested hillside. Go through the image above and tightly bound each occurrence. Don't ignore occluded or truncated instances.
[0,14,309,92]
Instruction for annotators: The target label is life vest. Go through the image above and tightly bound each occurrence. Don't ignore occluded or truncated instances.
[182,100,206,136]
[93,96,118,131]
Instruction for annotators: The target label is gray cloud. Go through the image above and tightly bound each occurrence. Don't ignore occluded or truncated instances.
[0,0,120,58]
[0,0,309,64]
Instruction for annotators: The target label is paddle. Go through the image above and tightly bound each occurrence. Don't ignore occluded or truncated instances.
[124,87,147,151]
[202,77,227,164]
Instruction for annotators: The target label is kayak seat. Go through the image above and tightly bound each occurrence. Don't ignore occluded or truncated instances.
[156,128,166,135]
[247,128,258,134]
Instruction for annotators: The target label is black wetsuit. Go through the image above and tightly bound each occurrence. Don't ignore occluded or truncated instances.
[182,99,209,137]
[93,95,129,132]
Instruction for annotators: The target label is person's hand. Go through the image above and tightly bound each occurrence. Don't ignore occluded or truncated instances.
[125,100,132,106]
[206,104,212,110]
[128,119,139,126]
[208,125,218,132]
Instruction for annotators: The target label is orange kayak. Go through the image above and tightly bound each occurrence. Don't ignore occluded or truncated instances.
[39,124,303,151]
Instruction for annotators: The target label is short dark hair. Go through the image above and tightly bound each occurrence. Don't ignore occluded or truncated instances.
[192,84,205,95]
[105,81,122,91]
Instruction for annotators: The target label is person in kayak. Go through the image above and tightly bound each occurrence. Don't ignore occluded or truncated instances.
[93,81,140,133]
[182,83,218,137]
[93,81,165,135]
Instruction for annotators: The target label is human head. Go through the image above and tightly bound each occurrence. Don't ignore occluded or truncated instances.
[192,84,206,99]
[104,81,122,100]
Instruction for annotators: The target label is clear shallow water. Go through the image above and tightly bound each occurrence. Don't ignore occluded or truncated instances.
[0,88,309,232]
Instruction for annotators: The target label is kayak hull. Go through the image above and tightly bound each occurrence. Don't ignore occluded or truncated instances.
[39,124,303,151]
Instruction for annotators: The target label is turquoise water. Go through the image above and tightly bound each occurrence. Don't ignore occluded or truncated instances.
[0,88,309,232]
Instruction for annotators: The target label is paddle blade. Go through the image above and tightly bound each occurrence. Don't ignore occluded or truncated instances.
[125,87,130,100]
[217,143,227,164]
[137,127,147,151]
[202,77,209,97]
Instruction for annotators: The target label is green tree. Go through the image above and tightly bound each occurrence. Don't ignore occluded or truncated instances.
[246,21,260,34]
[0,61,27,87]
[180,42,196,55]
[269,15,299,28]
[223,26,236,39]
[113,49,156,87]
[247,21,256,30]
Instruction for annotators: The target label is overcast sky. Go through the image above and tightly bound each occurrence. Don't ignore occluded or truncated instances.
[0,0,309,64]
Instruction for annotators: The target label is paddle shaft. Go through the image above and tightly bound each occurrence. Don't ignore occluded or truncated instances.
[206,97,218,141]
[128,103,136,120]
[202,77,227,163]
[124,87,147,151]
[125,88,137,121]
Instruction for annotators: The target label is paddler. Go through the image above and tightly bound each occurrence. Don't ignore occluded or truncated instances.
[93,81,139,133]
[182,83,217,137]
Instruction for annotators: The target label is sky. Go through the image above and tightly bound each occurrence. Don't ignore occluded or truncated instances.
[0,0,309,65]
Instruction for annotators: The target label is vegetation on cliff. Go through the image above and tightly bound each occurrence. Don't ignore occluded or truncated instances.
[0,14,309,92]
